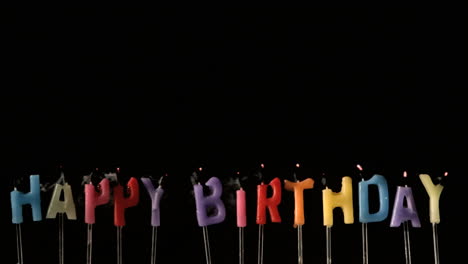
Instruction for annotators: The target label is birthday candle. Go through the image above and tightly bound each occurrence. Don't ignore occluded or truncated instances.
[256,177,282,224]
[114,177,140,227]
[322,176,354,227]
[284,178,314,227]
[11,175,42,224]
[141,176,165,264]
[358,174,389,223]
[194,177,226,226]
[419,174,444,224]
[46,182,77,220]
[141,177,165,227]
[236,188,247,227]
[390,186,421,228]
[84,178,110,224]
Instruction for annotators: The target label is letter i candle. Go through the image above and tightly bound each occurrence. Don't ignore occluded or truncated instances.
[390,171,421,264]
[84,170,110,264]
[236,171,247,264]
[284,163,314,264]
[141,174,166,264]
[419,172,446,264]
[193,167,226,264]
[322,174,354,264]
[11,174,42,264]
[256,164,282,264]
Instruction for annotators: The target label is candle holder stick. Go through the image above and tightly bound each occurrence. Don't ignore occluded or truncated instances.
[58,212,65,264]
[402,171,412,264]
[86,223,93,264]
[357,164,369,264]
[15,222,24,264]
[297,224,304,264]
[257,224,264,264]
[239,226,244,264]
[202,226,212,264]
[116,225,123,264]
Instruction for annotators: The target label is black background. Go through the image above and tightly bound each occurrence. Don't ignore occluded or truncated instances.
[1,8,466,264]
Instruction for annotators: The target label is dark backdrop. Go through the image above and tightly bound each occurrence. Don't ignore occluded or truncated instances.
[1,8,466,264]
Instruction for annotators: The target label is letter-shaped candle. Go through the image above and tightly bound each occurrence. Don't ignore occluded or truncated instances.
[114,177,140,227]
[236,188,247,227]
[141,178,164,227]
[390,186,421,227]
[256,177,282,224]
[194,177,226,226]
[358,174,389,223]
[85,178,110,224]
[11,175,42,224]
[46,182,77,220]
[284,178,314,227]
[322,176,354,227]
[419,174,444,224]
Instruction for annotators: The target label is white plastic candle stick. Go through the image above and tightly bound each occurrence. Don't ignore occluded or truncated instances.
[202,226,212,264]
[432,223,440,264]
[86,224,93,264]
[257,224,264,264]
[16,223,24,264]
[357,164,368,264]
[326,226,332,264]
[239,227,244,264]
[298,224,303,264]
[58,212,64,264]
[151,226,158,264]
[117,226,122,264]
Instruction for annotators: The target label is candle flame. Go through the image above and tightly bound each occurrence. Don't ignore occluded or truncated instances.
[444,171,448,177]
[356,164,363,171]
[403,171,407,178]
[260,163,265,169]
[198,167,203,172]
[116,167,121,173]
[296,163,300,168]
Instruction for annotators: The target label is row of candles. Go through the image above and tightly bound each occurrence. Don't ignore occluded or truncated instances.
[10,164,445,264]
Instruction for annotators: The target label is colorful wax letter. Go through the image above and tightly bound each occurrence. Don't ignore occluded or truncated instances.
[322,176,354,227]
[284,178,314,227]
[358,174,389,223]
[46,182,77,220]
[85,178,110,224]
[256,177,282,224]
[419,174,444,224]
[390,186,421,227]
[114,177,140,227]
[236,188,247,227]
[141,178,164,227]
[11,175,42,224]
[194,177,226,226]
